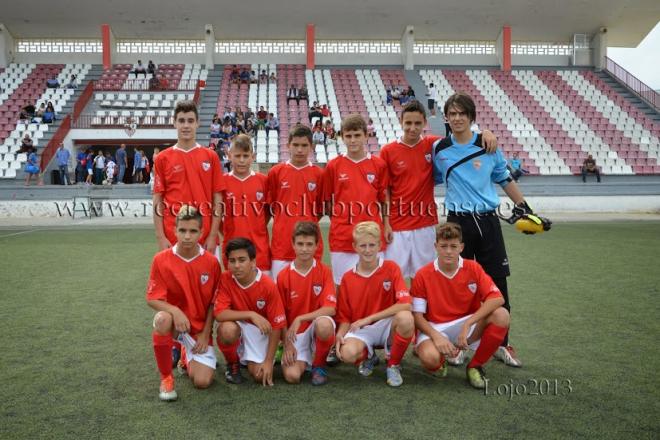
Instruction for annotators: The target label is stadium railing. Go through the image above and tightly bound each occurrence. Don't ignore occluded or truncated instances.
[71,114,174,129]
[40,115,71,173]
[93,78,199,91]
[73,81,95,123]
[605,57,659,111]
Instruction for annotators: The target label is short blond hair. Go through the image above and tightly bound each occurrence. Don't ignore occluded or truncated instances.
[352,221,381,242]
[230,134,253,153]
[176,204,202,227]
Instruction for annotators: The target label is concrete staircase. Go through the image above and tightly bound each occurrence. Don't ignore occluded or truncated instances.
[196,67,223,146]
[404,69,448,136]
[598,70,660,124]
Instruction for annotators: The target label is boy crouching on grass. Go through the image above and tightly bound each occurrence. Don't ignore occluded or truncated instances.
[335,221,414,387]
[412,222,510,389]
[146,205,221,401]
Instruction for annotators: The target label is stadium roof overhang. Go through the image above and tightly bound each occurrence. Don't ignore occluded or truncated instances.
[2,0,658,47]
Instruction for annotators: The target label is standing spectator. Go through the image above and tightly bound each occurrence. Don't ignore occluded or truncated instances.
[141,149,150,184]
[19,133,33,154]
[85,149,94,185]
[265,113,280,137]
[55,144,71,185]
[24,147,40,186]
[116,144,128,184]
[148,60,157,75]
[104,156,116,185]
[508,152,529,182]
[230,65,240,84]
[426,82,438,118]
[582,154,601,183]
[75,149,87,183]
[133,60,147,78]
[210,116,221,139]
[287,85,299,104]
[93,150,105,185]
[133,148,143,183]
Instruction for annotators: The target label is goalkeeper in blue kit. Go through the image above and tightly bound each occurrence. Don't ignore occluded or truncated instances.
[432,92,551,370]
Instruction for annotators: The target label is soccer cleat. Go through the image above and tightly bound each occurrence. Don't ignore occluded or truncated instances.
[446,350,465,366]
[326,346,339,367]
[311,367,329,386]
[386,365,403,387]
[358,353,380,377]
[176,359,187,376]
[224,363,246,384]
[494,345,523,368]
[429,357,448,378]
[158,375,177,401]
[466,366,487,389]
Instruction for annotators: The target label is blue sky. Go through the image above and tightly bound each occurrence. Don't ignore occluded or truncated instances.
[608,21,660,90]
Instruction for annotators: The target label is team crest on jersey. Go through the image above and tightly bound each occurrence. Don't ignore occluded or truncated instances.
[202,161,211,171]
[256,191,263,201]
[468,282,477,294]
[425,153,432,163]
[472,160,482,170]
[383,280,392,291]
[313,284,322,296]
[256,299,266,309]
[366,173,375,183]
[200,273,209,285]
[308,182,317,191]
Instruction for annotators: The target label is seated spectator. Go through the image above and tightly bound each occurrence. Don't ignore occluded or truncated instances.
[240,68,250,84]
[230,65,240,84]
[147,60,157,75]
[24,147,40,186]
[399,92,410,105]
[470,121,481,134]
[507,152,529,182]
[249,70,257,84]
[269,72,277,83]
[266,113,280,136]
[308,101,323,123]
[386,89,393,105]
[133,60,147,78]
[20,133,34,153]
[287,84,299,104]
[391,86,401,101]
[256,106,268,128]
[405,86,415,98]
[223,106,236,124]
[312,120,325,145]
[66,74,78,89]
[35,103,46,118]
[582,154,601,183]
[46,76,60,88]
[221,117,235,140]
[235,107,244,122]
[245,108,255,123]
[259,70,268,84]
[324,119,336,141]
[244,119,256,137]
[209,116,221,139]
[367,118,376,137]
[22,104,36,121]
[298,85,308,101]
[320,104,330,118]
[42,103,56,123]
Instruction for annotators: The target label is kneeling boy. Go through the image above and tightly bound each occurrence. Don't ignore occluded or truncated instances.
[412,222,510,389]
[277,221,336,386]
[214,238,286,386]
[335,221,414,387]
[146,205,221,401]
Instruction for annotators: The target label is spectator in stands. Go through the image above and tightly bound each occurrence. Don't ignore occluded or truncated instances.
[42,103,56,124]
[259,70,268,84]
[582,154,601,183]
[221,117,235,139]
[104,156,116,185]
[35,103,46,119]
[24,147,40,186]
[20,104,36,123]
[230,65,240,84]
[244,119,256,137]
[55,144,71,185]
[386,89,393,105]
[367,118,376,137]
[266,113,280,136]
[235,113,246,133]
[223,106,236,124]
[148,60,157,75]
[235,107,244,121]
[46,75,60,89]
[210,116,221,139]
[93,150,106,185]
[320,104,330,118]
[405,86,415,98]
[249,70,257,84]
[116,144,128,184]
[287,84,299,104]
[256,106,268,128]
[399,90,410,105]
[19,133,33,154]
[508,152,529,182]
[391,86,401,101]
[66,74,78,89]
[75,149,87,183]
[312,120,325,145]
[141,150,150,184]
[133,60,147,78]
[308,101,323,124]
[133,148,143,184]
[239,68,250,84]
[324,119,336,141]
[470,121,481,133]
[85,149,94,185]
[269,72,277,83]
[298,85,308,102]
[426,82,438,118]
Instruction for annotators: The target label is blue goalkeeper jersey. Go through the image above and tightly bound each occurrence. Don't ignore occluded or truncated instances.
[433,132,512,213]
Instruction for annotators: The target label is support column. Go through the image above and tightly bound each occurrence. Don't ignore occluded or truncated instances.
[204,24,215,70]
[101,24,114,70]
[499,26,511,71]
[306,24,315,69]
[0,23,15,68]
[401,26,414,70]
[591,29,608,71]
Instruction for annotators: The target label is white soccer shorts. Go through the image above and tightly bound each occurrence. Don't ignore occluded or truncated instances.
[176,332,217,370]
[292,316,336,366]
[237,321,270,364]
[415,314,480,350]
[384,226,436,278]
[271,259,292,281]
[344,317,393,357]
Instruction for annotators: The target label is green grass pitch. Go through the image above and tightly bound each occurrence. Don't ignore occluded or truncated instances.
[1,222,659,439]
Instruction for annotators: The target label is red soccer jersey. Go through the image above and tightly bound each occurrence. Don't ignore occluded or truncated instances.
[266,161,323,260]
[277,260,336,334]
[336,259,411,324]
[379,136,441,231]
[321,153,389,252]
[153,144,225,246]
[214,270,287,329]
[411,257,502,324]
[146,245,221,335]
[222,171,270,270]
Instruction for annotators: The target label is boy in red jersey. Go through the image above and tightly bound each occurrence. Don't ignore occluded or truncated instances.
[412,222,510,389]
[214,238,286,386]
[221,134,271,274]
[335,221,413,387]
[266,125,324,280]
[278,221,336,386]
[380,101,497,279]
[146,206,221,401]
[322,115,389,285]
[152,100,225,253]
